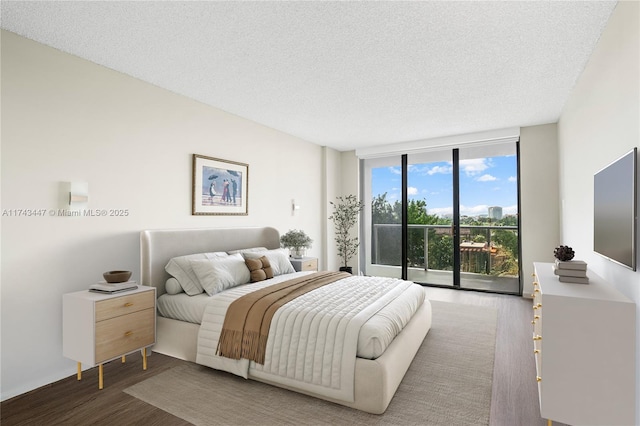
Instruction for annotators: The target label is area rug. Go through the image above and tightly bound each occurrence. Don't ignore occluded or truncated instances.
[124,300,497,425]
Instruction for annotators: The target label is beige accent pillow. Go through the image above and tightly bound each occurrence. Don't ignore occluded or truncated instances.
[245,256,274,282]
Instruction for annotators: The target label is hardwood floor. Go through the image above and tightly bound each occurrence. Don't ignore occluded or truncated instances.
[2,288,555,425]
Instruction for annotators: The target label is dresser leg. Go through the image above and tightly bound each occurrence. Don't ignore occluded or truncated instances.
[548,420,552,426]
[76,362,82,381]
[98,364,103,390]
[143,347,147,370]
[121,355,126,363]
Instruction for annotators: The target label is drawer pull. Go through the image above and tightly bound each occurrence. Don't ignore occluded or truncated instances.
[536,303,542,308]
[533,335,542,341]
[534,349,540,354]
[533,288,540,293]
[536,376,542,382]
[124,302,134,307]
[124,331,133,337]
[531,320,536,325]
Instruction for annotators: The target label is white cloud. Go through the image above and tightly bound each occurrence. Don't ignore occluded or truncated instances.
[502,205,518,215]
[428,206,453,217]
[407,187,418,195]
[460,204,490,216]
[459,158,490,176]
[427,164,452,175]
[476,174,497,182]
[388,166,401,175]
[508,176,517,182]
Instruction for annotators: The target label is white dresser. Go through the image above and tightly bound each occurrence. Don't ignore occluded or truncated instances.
[532,262,636,426]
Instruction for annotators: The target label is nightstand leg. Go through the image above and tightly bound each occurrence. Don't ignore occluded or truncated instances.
[121,355,126,363]
[76,362,81,381]
[98,364,103,390]
[143,347,147,370]
[547,420,552,426]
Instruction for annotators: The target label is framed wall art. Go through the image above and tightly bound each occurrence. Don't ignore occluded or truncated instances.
[192,154,248,215]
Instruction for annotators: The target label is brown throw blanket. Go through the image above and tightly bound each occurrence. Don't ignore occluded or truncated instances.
[216,271,350,364]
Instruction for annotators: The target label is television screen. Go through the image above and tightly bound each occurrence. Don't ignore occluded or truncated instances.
[593,148,637,271]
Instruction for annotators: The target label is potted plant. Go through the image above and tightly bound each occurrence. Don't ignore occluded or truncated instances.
[329,194,364,274]
[280,229,312,258]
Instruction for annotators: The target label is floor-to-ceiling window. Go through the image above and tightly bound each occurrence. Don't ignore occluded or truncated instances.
[361,140,521,295]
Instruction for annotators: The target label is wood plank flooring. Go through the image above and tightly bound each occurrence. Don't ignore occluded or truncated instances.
[1,287,556,426]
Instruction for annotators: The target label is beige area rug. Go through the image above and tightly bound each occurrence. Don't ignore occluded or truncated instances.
[124,301,497,425]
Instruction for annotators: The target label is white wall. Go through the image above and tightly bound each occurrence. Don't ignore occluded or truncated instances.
[0,31,325,400]
[557,2,639,423]
[519,123,560,297]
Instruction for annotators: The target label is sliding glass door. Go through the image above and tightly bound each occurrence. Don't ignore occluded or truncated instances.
[457,143,520,292]
[362,141,521,295]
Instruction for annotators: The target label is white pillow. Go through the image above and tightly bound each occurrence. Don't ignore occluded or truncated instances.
[190,253,251,296]
[165,277,184,295]
[243,249,295,276]
[165,252,228,295]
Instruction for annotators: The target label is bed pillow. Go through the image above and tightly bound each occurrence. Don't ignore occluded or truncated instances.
[245,256,274,283]
[165,277,184,295]
[190,253,251,296]
[243,249,295,276]
[226,247,268,255]
[165,252,229,295]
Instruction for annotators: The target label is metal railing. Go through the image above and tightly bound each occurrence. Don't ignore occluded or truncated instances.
[372,223,519,277]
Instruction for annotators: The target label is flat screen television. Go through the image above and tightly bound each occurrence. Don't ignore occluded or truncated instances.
[593,147,637,271]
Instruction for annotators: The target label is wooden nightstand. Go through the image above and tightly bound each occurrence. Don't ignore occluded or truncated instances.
[290,257,318,272]
[63,286,156,389]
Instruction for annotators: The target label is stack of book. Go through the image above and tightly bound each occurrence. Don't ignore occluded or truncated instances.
[553,260,589,284]
[90,280,138,294]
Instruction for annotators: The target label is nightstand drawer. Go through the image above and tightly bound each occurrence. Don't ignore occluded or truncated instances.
[95,291,155,322]
[299,258,318,271]
[290,257,318,272]
[95,308,155,363]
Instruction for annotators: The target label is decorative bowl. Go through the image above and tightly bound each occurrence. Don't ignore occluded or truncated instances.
[103,270,132,283]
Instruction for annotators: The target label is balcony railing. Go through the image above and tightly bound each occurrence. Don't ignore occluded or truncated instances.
[371,223,519,278]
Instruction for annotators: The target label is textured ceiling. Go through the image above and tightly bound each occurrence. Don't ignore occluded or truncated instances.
[1,1,617,151]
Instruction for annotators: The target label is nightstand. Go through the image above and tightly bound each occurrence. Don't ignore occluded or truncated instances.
[63,286,156,389]
[290,257,318,272]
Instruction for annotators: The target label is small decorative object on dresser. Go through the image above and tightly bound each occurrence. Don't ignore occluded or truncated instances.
[63,286,156,389]
[279,229,312,258]
[552,246,588,283]
[553,259,589,284]
[552,245,575,261]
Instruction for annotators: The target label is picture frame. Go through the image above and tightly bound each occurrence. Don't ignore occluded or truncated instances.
[192,154,248,215]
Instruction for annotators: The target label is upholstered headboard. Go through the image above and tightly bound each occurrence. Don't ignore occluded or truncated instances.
[140,227,280,296]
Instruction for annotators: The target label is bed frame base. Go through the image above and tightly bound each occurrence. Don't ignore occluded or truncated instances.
[153,297,431,414]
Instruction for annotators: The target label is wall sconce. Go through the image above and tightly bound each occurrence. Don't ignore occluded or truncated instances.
[62,182,89,211]
[291,199,300,216]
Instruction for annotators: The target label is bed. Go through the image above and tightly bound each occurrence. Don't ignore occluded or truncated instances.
[140,226,432,414]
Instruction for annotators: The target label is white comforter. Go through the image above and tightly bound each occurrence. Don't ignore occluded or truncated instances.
[196,273,419,403]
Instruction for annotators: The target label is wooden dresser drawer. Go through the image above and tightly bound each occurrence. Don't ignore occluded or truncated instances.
[95,291,155,322]
[95,308,155,363]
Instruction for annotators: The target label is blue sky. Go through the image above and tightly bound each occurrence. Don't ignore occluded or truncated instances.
[371,155,518,217]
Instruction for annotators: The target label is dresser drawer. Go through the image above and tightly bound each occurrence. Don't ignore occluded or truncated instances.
[95,291,155,322]
[95,308,155,363]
